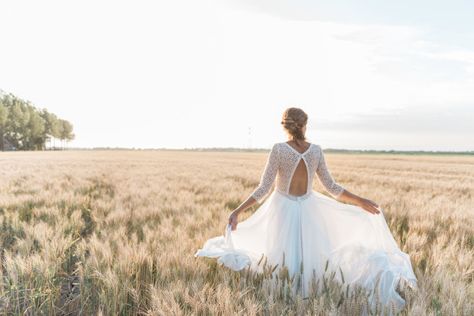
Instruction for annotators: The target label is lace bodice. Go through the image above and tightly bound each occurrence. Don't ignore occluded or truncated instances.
[250,142,345,203]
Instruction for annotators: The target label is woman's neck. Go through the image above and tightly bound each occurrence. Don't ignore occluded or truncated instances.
[287,138,307,147]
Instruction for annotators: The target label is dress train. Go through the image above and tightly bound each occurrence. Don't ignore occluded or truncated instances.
[195,188,417,313]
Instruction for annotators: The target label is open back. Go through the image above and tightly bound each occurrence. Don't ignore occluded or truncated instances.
[287,144,310,196]
[250,142,345,203]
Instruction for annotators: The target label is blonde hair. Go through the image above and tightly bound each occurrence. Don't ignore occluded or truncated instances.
[281,107,308,146]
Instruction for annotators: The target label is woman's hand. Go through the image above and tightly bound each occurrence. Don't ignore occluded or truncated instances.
[224,196,259,233]
[357,197,381,215]
[228,209,240,231]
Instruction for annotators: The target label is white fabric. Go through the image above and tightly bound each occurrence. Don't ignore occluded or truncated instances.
[195,143,417,313]
[250,142,345,203]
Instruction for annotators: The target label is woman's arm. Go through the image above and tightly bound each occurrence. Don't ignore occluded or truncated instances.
[336,189,380,214]
[228,143,279,230]
[249,143,279,203]
[315,145,345,198]
[316,146,380,215]
[227,195,257,231]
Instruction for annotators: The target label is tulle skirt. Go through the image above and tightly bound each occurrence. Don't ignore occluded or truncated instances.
[194,189,417,312]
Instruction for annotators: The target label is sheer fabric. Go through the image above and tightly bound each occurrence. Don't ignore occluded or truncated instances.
[250,143,345,203]
[195,142,417,313]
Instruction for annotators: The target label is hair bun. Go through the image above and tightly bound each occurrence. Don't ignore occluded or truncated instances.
[281,107,308,140]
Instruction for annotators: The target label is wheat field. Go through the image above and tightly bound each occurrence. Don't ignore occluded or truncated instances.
[0,150,472,315]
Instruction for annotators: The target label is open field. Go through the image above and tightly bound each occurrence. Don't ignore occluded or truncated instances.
[0,150,473,315]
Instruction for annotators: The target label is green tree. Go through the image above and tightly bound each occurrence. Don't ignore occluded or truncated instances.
[24,106,46,150]
[0,100,8,151]
[40,109,60,148]
[58,119,74,149]
[5,96,30,149]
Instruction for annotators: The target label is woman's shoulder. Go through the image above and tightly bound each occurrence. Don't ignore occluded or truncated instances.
[274,141,322,154]
[276,141,321,148]
[313,144,325,154]
[309,143,322,153]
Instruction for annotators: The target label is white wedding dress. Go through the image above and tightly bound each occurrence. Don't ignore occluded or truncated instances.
[195,142,417,312]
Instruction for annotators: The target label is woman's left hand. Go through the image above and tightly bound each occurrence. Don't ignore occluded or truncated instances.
[358,197,381,214]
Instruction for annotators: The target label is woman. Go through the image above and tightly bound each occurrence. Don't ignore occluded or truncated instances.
[195,107,417,312]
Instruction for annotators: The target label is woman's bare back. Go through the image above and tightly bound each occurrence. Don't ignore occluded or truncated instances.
[286,141,310,196]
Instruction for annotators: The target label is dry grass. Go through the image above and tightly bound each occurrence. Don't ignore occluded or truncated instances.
[0,150,473,315]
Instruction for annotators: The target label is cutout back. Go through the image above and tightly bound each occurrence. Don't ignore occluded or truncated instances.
[288,157,309,196]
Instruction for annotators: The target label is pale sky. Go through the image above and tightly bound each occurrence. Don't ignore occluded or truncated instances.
[1,0,473,151]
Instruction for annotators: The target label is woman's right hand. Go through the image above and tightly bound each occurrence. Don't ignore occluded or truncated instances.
[228,209,240,231]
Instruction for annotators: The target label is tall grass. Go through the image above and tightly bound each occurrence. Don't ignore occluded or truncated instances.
[0,150,472,315]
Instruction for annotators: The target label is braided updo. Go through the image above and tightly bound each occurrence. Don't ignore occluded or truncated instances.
[281,107,308,144]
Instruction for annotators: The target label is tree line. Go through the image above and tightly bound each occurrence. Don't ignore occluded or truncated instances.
[0,90,74,151]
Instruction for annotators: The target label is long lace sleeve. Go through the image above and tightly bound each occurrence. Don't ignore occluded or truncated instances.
[250,143,279,203]
[316,146,345,198]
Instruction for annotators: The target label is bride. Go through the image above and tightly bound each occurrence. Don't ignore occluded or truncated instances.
[195,107,417,312]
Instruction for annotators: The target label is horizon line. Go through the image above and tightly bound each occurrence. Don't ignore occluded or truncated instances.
[6,146,471,155]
